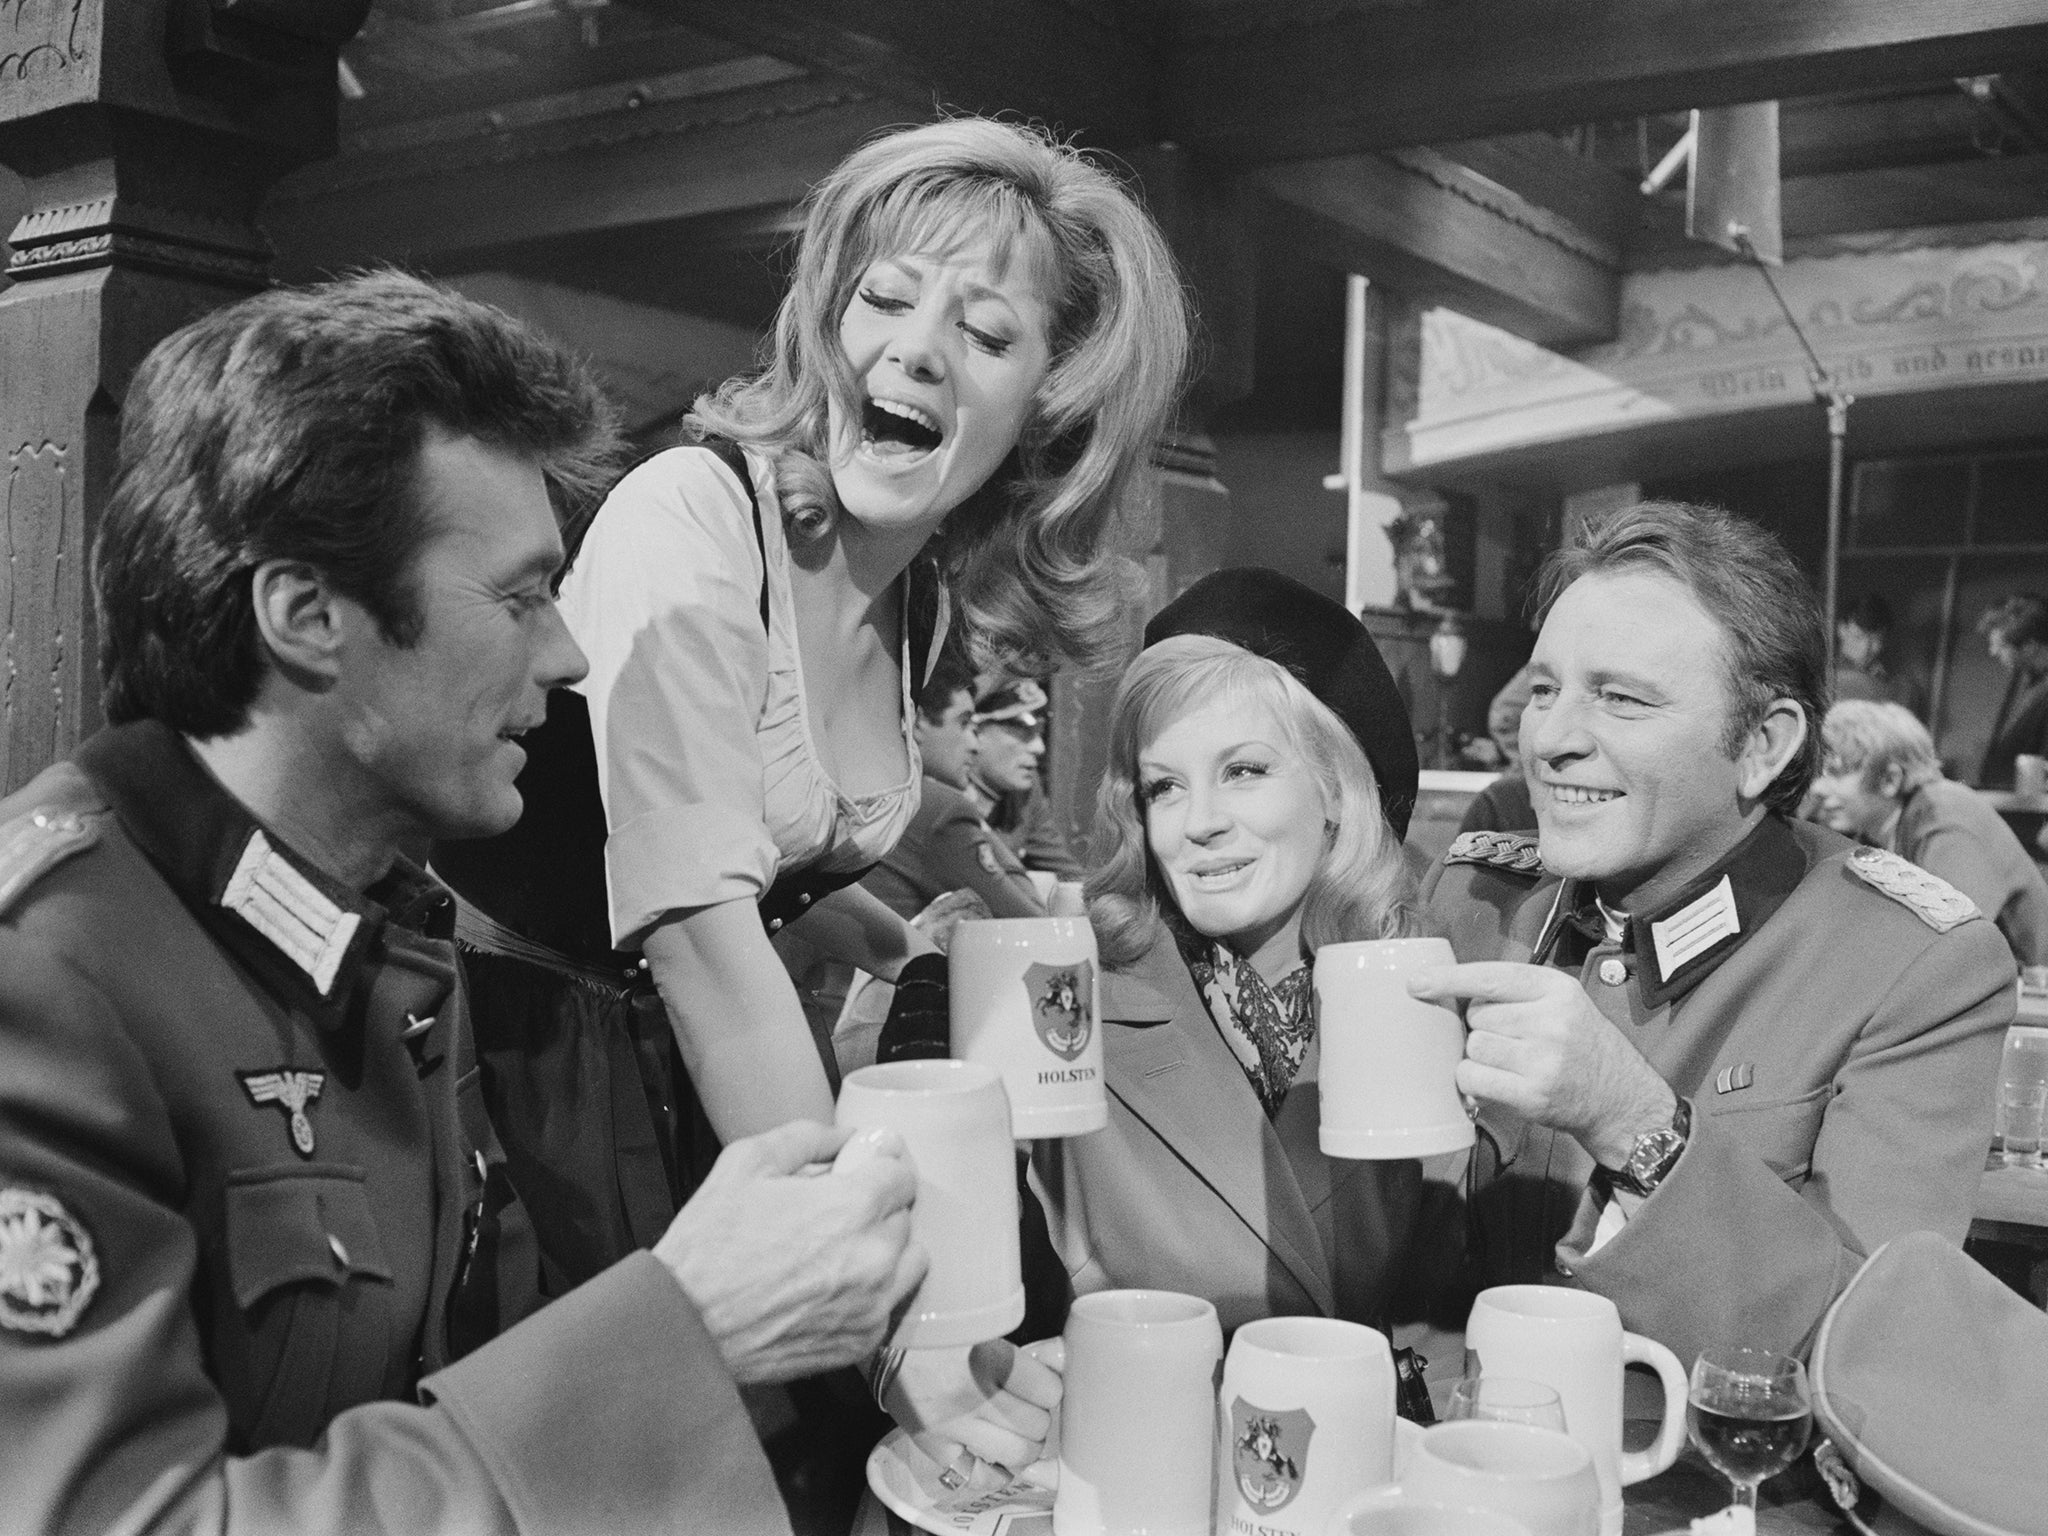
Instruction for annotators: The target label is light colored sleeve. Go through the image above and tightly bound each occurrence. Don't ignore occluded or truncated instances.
[1910,824,2012,932]
[1559,918,2012,1364]
[559,447,779,945]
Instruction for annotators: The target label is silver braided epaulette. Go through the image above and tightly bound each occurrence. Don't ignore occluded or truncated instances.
[1846,846,1979,932]
[1444,830,1544,876]
[0,806,100,920]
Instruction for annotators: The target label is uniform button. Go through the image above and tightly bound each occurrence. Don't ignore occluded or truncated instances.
[798,892,813,907]
[328,1233,351,1268]
[1597,957,1627,986]
[768,917,784,932]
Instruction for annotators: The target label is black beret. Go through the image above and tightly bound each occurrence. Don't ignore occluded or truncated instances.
[1144,568,1420,840]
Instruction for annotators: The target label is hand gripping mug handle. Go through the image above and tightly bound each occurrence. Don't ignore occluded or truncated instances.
[1618,1331,1689,1485]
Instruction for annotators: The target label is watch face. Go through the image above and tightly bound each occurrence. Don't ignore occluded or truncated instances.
[1623,1127,1686,1194]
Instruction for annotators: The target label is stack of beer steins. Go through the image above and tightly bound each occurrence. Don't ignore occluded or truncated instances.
[844,926,1774,1536]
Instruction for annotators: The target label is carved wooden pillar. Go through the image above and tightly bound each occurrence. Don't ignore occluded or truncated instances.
[1047,144,1257,858]
[0,0,365,789]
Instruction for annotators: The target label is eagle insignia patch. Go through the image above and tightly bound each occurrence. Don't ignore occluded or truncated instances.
[0,1187,99,1338]
[239,1069,328,1157]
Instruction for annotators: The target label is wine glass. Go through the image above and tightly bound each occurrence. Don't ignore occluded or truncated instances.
[1686,1348,1812,1515]
[1445,1375,1568,1432]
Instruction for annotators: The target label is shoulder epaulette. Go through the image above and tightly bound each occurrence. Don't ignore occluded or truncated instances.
[1444,830,1544,877]
[0,805,100,920]
[1845,845,1979,932]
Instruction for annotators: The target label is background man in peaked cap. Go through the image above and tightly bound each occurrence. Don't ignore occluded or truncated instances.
[0,271,922,1535]
[1420,502,2010,1367]
[969,674,1087,885]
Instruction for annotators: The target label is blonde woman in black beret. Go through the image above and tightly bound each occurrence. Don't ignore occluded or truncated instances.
[1031,568,1426,1336]
[880,570,1435,1496]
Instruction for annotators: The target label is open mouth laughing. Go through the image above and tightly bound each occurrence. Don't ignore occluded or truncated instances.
[858,396,944,464]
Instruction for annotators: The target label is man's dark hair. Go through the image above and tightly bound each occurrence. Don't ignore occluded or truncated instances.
[1977,594,2048,652]
[914,645,978,725]
[1840,592,1893,636]
[96,269,622,736]
[1534,500,1825,816]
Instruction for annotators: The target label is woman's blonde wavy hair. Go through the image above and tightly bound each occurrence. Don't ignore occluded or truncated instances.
[1086,635,1417,969]
[688,116,1190,676]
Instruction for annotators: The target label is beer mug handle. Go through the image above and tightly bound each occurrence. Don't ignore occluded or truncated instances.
[1618,1331,1688,1485]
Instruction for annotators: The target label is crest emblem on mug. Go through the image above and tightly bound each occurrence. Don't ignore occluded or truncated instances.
[1023,960,1093,1061]
[1230,1397,1314,1513]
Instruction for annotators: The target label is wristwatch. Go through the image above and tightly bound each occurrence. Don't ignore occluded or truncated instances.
[1603,1097,1691,1197]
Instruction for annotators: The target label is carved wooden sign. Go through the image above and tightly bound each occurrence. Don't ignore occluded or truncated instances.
[1389,238,2048,472]
[0,0,92,110]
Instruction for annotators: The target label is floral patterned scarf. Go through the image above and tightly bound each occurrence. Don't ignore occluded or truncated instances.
[1185,940,1316,1118]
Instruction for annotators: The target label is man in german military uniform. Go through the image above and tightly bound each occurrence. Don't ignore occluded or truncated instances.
[969,676,1086,884]
[1418,503,2011,1368]
[0,273,923,1534]
[868,654,1045,923]
[1812,698,2048,968]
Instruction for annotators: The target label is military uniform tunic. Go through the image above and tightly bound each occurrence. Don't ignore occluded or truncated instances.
[1887,777,2048,967]
[864,775,1044,921]
[0,723,783,1535]
[1426,814,2013,1365]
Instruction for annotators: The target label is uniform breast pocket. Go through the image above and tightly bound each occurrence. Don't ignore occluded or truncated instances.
[1704,1084,1833,1183]
[221,1165,395,1449]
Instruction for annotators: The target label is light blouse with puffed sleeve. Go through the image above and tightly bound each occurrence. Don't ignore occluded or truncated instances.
[557,446,921,949]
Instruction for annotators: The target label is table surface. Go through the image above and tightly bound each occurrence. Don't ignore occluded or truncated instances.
[1977,1160,2048,1227]
[865,1443,1851,1536]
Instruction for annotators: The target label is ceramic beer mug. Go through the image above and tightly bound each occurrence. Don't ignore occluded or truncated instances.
[1330,1490,1535,1536]
[1398,1422,1601,1536]
[1464,1287,1686,1536]
[950,916,1107,1137]
[1219,1316,1397,1536]
[1037,1289,1222,1536]
[834,1059,1024,1348]
[1314,937,1474,1159]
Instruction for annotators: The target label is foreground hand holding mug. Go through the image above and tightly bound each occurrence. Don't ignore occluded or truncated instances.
[883,1339,1063,1495]
[1407,961,1676,1168]
[653,1120,926,1384]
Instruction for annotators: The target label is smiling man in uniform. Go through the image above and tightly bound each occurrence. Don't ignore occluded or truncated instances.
[1419,502,2011,1365]
[0,272,923,1535]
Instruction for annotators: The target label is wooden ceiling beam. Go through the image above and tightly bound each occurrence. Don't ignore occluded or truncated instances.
[1431,133,1646,249]
[626,0,1157,143]
[264,79,901,273]
[1780,154,2048,237]
[1170,0,2048,164]
[1249,150,1620,349]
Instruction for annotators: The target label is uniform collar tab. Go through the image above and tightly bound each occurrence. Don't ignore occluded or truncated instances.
[220,829,363,998]
[74,722,451,1021]
[1628,815,1806,1007]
